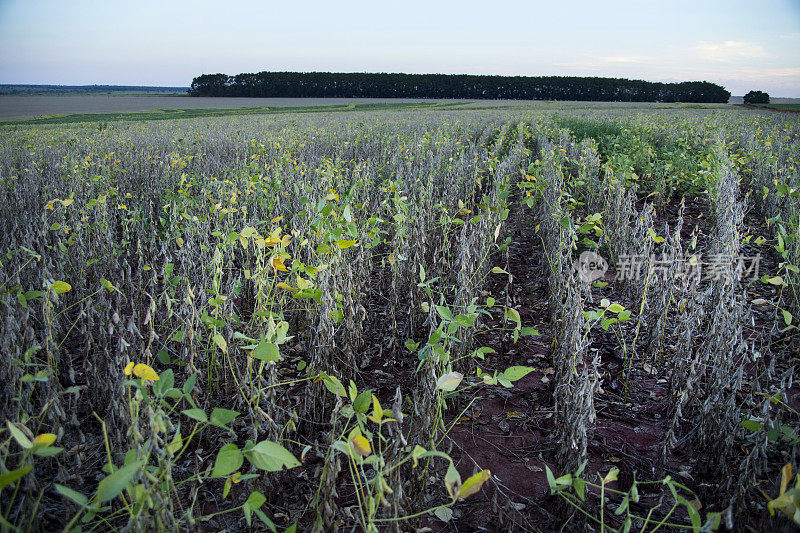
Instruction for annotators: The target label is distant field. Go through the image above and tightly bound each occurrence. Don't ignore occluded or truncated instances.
[0,96,494,121]
[0,101,480,125]
[753,103,800,112]
[0,95,735,124]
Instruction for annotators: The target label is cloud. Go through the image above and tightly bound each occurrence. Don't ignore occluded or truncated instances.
[739,67,800,78]
[693,41,769,62]
[552,55,651,70]
[601,56,647,64]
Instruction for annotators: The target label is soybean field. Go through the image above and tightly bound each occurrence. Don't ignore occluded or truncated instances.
[0,104,798,532]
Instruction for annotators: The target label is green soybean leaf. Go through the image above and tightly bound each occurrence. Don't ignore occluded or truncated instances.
[740,419,762,432]
[501,366,535,382]
[0,465,32,491]
[209,408,239,429]
[182,408,207,423]
[244,440,300,472]
[603,468,619,485]
[434,506,453,522]
[96,460,143,503]
[505,307,521,328]
[54,484,89,507]
[212,444,243,478]
[253,341,280,362]
[243,491,267,526]
[153,369,174,396]
[607,303,625,314]
[321,374,346,397]
[435,305,453,321]
[353,390,372,413]
[6,421,32,449]
[573,476,586,501]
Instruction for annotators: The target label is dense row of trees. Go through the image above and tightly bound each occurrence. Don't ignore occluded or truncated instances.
[189,72,731,103]
[743,90,770,104]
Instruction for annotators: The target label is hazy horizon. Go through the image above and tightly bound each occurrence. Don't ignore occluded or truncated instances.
[1,0,799,97]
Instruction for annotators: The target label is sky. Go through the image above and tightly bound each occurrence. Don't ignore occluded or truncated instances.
[0,0,799,96]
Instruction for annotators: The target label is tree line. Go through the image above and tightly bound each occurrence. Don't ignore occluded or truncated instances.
[743,90,769,105]
[189,72,731,103]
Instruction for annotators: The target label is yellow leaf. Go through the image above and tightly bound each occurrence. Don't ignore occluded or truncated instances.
[124,362,135,376]
[270,256,288,272]
[326,190,339,202]
[367,395,383,424]
[277,282,295,291]
[767,491,796,517]
[133,363,160,381]
[32,433,57,447]
[336,239,357,249]
[265,236,282,247]
[212,333,228,354]
[458,470,491,499]
[781,463,792,495]
[350,435,372,457]
[51,281,72,294]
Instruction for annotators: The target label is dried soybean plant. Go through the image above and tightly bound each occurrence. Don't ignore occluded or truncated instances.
[662,140,749,475]
[535,140,598,471]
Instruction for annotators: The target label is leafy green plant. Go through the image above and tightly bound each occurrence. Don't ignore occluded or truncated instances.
[546,462,720,532]
[318,375,491,532]
[47,365,300,531]
[1,422,63,530]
